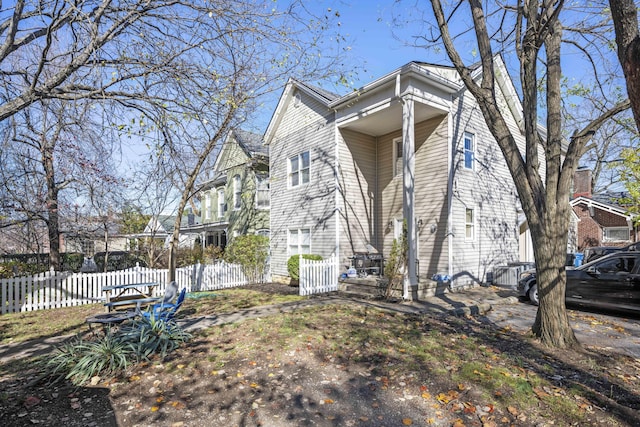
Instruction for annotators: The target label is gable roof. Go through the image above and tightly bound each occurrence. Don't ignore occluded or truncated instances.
[570,196,635,220]
[209,129,266,176]
[264,78,339,145]
[234,129,268,158]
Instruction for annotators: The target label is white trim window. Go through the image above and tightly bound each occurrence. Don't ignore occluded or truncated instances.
[465,208,475,240]
[256,174,270,209]
[204,192,211,220]
[289,151,310,187]
[603,227,630,242]
[233,174,242,210]
[217,188,226,218]
[464,132,475,170]
[288,228,310,256]
[393,137,402,177]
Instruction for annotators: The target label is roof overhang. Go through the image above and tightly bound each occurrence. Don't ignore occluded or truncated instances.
[570,196,634,220]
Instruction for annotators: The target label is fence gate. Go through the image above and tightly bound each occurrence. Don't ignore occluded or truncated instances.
[299,255,339,296]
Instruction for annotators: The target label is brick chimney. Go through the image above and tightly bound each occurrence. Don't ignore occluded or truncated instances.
[573,168,592,198]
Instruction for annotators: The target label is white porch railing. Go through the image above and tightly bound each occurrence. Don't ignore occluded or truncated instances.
[299,255,339,296]
[0,261,268,314]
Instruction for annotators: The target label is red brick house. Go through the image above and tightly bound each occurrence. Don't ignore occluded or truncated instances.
[570,168,639,251]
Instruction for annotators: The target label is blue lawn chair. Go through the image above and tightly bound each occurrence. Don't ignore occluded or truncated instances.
[140,288,186,322]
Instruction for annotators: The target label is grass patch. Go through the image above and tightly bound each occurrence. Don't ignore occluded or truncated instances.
[0,304,102,345]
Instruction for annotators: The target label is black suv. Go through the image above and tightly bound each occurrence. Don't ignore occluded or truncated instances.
[518,251,640,314]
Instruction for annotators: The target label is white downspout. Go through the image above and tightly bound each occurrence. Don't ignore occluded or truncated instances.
[334,119,341,268]
[447,107,454,282]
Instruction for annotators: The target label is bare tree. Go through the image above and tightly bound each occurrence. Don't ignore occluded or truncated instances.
[2,99,119,269]
[425,1,630,347]
[2,1,350,276]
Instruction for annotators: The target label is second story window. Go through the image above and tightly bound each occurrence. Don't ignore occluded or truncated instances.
[204,192,211,220]
[217,188,225,218]
[464,132,475,170]
[289,151,310,187]
[233,175,241,210]
[256,174,269,208]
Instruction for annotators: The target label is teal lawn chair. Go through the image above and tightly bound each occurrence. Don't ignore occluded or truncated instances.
[140,288,186,322]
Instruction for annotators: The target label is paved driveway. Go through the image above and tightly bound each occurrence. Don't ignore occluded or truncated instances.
[484,294,640,358]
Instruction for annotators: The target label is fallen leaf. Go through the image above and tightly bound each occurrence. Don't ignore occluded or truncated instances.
[23,396,41,408]
[151,406,159,412]
[402,418,413,425]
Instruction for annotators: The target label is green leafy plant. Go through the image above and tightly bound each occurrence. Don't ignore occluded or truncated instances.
[223,234,269,283]
[287,254,323,281]
[119,315,192,361]
[47,333,134,385]
[46,314,191,385]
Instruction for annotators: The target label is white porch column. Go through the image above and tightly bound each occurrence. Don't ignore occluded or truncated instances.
[402,96,418,299]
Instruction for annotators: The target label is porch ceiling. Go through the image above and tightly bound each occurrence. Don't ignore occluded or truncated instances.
[337,102,444,137]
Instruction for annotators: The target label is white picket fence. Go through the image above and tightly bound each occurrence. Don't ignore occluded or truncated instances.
[0,261,268,314]
[299,255,339,296]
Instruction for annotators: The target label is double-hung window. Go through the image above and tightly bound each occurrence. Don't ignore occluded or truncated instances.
[393,137,403,177]
[464,132,475,170]
[288,228,310,256]
[217,188,225,218]
[256,174,269,208]
[204,192,211,220]
[289,151,310,187]
[465,208,475,240]
[233,175,241,210]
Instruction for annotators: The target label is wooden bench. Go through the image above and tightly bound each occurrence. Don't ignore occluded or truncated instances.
[103,297,162,311]
[103,282,160,312]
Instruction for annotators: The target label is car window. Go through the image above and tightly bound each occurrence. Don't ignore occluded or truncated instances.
[595,256,636,273]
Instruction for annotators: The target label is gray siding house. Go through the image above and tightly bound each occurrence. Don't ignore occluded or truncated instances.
[266,58,531,296]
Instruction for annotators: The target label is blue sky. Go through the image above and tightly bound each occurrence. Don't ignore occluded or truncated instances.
[305,1,453,89]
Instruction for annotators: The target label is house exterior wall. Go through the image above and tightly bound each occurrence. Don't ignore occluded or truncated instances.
[373,116,450,280]
[199,134,269,247]
[269,88,337,279]
[448,90,520,286]
[572,202,634,250]
[337,128,378,268]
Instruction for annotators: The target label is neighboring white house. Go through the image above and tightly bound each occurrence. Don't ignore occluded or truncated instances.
[138,211,201,249]
[265,57,544,296]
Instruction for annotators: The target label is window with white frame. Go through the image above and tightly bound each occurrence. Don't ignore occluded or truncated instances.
[289,151,310,187]
[288,228,310,256]
[256,229,269,237]
[464,132,475,170]
[233,175,241,210]
[393,137,403,177]
[256,174,269,208]
[603,227,630,242]
[217,188,225,218]
[465,208,475,240]
[204,192,211,220]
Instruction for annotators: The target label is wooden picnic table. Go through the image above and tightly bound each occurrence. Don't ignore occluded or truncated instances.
[102,282,161,312]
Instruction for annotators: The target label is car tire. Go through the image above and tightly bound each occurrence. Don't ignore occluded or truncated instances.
[528,283,539,306]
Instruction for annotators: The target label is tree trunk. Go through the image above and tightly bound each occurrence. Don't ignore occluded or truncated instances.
[530,220,579,348]
[43,142,61,271]
[609,0,640,131]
